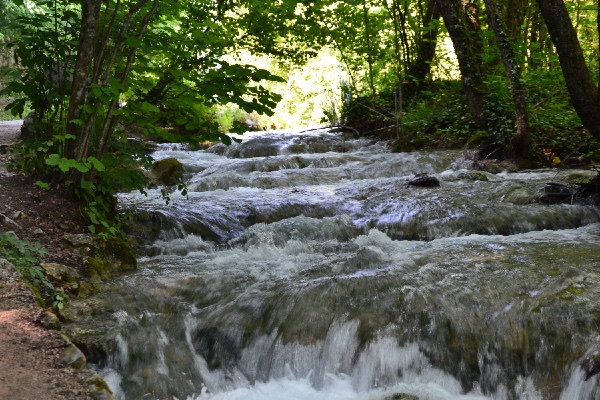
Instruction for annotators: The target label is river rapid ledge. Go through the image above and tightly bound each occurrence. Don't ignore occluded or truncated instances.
[62,128,600,400]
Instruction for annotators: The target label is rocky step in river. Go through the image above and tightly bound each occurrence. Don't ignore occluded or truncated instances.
[62,128,600,400]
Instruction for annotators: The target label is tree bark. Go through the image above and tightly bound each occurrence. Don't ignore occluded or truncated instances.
[65,0,101,160]
[536,0,600,138]
[407,0,442,84]
[437,0,489,130]
[484,0,530,156]
[362,0,377,98]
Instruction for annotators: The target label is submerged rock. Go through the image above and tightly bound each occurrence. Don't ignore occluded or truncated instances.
[581,352,600,381]
[192,327,240,370]
[384,394,418,400]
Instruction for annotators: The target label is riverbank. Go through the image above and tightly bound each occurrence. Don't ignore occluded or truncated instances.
[0,120,114,400]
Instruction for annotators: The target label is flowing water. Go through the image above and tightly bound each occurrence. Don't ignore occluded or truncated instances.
[71,129,600,399]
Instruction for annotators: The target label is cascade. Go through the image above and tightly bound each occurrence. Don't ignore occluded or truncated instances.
[66,129,600,400]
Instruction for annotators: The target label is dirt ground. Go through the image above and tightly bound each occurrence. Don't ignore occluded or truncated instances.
[0,120,113,400]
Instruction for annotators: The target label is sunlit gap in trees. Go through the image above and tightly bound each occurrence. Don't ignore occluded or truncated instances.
[218,36,459,132]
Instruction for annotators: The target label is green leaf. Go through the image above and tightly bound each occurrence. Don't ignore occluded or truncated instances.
[141,102,160,113]
[87,156,106,172]
[34,181,49,190]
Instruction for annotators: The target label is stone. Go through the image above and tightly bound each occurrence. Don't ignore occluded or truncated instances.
[41,263,81,284]
[581,352,600,381]
[61,234,96,258]
[61,233,96,248]
[0,213,21,229]
[57,339,87,370]
[36,310,61,330]
[384,394,419,400]
[80,369,116,400]
[33,228,45,235]
[151,157,184,186]
[12,211,26,220]
[408,174,440,187]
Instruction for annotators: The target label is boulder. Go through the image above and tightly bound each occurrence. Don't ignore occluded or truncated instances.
[408,174,440,187]
[151,157,184,186]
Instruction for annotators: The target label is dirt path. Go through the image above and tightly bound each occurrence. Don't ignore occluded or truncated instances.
[0,120,114,400]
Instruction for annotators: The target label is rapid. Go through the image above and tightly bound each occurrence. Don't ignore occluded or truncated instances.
[75,129,600,399]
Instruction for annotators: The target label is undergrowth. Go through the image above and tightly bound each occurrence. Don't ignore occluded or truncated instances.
[0,232,67,310]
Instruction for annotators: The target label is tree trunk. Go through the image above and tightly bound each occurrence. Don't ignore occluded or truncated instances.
[407,0,442,85]
[65,0,101,160]
[362,0,377,98]
[536,0,600,138]
[484,0,530,156]
[437,0,489,130]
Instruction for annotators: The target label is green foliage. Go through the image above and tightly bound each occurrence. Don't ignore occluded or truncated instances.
[0,232,67,310]
[0,233,50,289]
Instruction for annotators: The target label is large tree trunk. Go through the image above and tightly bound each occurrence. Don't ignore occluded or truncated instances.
[536,0,600,138]
[484,0,530,156]
[437,0,489,130]
[407,0,442,85]
[65,0,101,160]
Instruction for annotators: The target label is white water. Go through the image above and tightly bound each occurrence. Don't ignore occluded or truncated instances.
[76,129,600,400]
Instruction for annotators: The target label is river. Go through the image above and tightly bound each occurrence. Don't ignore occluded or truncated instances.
[72,129,600,399]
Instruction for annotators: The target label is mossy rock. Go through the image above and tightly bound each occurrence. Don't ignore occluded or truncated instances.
[151,157,184,186]
[83,237,137,282]
[566,173,593,185]
[457,171,489,181]
[84,257,111,281]
[99,237,137,273]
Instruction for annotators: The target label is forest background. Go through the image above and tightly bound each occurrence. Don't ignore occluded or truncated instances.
[0,0,599,237]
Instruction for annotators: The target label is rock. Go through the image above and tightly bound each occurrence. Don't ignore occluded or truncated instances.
[20,111,36,140]
[151,157,184,186]
[60,234,137,281]
[408,174,440,187]
[33,227,45,235]
[1,231,19,240]
[35,310,61,330]
[563,155,591,167]
[41,263,81,284]
[540,182,574,204]
[61,233,96,248]
[12,211,26,220]
[80,369,115,400]
[192,327,240,370]
[57,336,87,370]
[384,394,419,400]
[457,171,489,181]
[581,352,600,381]
[61,234,96,258]
[0,213,21,229]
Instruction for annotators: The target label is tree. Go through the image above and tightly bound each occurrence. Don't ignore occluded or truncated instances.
[437,0,489,130]
[483,0,530,156]
[0,0,290,235]
[406,0,443,86]
[536,0,600,138]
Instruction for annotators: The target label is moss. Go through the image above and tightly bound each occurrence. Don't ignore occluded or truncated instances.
[85,257,110,281]
[151,157,184,186]
[100,237,137,273]
[77,281,99,297]
[566,173,591,185]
